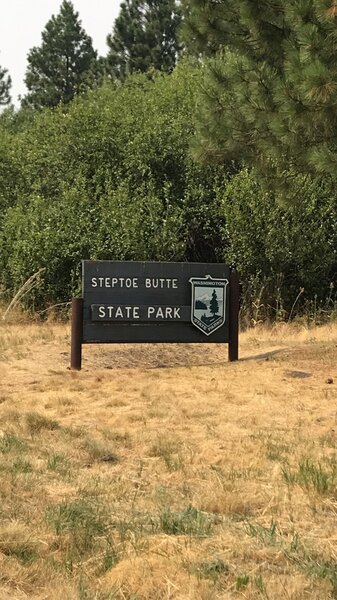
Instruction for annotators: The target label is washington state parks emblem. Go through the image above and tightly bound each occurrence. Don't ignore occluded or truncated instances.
[190,275,229,336]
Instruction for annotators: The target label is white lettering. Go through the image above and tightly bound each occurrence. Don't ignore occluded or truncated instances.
[146,306,182,319]
[92,277,141,288]
[145,278,178,289]
[92,276,178,289]
[95,305,141,320]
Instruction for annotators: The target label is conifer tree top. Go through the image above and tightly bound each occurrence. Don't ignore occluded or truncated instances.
[181,0,337,191]
[0,64,11,106]
[106,0,182,79]
[22,0,98,109]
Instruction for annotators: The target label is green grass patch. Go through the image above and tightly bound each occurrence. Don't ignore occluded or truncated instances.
[25,412,60,435]
[1,543,38,565]
[81,437,119,463]
[159,505,214,537]
[192,557,229,582]
[282,458,337,496]
[236,573,250,591]
[11,458,33,473]
[244,519,279,546]
[47,452,71,474]
[0,432,27,453]
[46,497,110,554]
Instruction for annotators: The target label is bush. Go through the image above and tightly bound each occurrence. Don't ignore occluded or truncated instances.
[0,61,228,308]
[221,169,337,322]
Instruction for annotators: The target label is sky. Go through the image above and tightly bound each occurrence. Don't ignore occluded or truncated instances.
[1,0,121,105]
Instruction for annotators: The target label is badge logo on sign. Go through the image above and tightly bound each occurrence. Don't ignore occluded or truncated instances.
[189,275,228,336]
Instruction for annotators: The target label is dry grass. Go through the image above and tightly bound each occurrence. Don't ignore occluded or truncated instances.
[0,320,337,599]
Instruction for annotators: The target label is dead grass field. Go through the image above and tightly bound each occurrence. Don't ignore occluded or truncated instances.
[1,319,337,599]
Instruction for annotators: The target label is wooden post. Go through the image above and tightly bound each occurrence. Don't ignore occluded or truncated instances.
[228,270,239,362]
[70,297,83,370]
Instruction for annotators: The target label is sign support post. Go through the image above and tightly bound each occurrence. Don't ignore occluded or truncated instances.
[70,297,83,370]
[228,269,239,362]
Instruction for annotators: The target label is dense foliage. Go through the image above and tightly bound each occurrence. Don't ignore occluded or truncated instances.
[23,0,98,108]
[221,170,337,322]
[181,0,337,196]
[1,56,337,320]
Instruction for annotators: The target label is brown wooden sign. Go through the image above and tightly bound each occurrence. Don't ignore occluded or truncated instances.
[70,260,239,369]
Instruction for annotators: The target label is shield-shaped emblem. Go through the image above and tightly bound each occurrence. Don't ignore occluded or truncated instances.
[189,275,228,336]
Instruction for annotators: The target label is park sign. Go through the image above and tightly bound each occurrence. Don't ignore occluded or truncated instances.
[70,261,239,369]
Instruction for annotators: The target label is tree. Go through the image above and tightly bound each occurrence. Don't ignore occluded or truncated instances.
[181,0,337,193]
[209,289,219,317]
[0,64,11,106]
[23,0,98,108]
[106,0,182,79]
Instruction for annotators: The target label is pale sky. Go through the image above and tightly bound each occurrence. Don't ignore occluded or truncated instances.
[1,0,121,105]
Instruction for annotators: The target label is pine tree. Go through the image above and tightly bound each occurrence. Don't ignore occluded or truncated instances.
[181,0,337,192]
[106,0,182,79]
[0,64,11,106]
[23,0,98,108]
[209,289,219,316]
